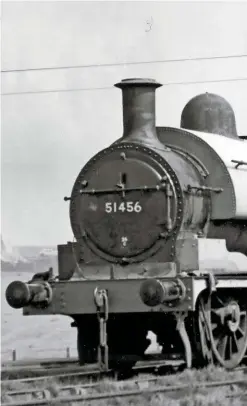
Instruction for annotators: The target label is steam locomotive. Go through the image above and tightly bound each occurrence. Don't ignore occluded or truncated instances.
[6,78,247,370]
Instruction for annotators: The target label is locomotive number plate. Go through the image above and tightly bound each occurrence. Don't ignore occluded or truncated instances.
[105,201,142,213]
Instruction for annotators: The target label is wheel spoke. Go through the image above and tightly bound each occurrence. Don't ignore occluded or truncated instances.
[228,335,233,359]
[217,335,228,359]
[232,332,239,353]
[211,308,223,318]
[237,326,245,337]
[211,308,225,324]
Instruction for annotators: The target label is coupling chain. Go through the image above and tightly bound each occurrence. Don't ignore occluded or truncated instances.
[94,287,109,371]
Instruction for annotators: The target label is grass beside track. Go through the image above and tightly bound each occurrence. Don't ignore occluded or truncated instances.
[2,366,247,405]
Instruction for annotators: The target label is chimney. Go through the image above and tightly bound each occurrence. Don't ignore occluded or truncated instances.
[114,78,163,148]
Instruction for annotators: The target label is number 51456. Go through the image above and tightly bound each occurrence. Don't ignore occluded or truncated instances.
[105,201,142,213]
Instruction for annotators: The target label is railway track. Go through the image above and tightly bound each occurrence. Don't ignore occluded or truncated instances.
[2,356,247,405]
[2,360,185,388]
[2,374,247,406]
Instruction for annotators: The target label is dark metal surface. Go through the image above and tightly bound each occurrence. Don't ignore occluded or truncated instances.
[22,277,194,315]
[69,138,208,265]
[68,79,210,266]
[208,220,247,256]
[65,184,169,200]
[157,126,236,220]
[53,236,202,280]
[184,185,223,194]
[5,280,52,309]
[57,242,81,280]
[69,143,183,263]
[139,278,186,307]
[70,262,177,280]
[114,78,164,149]
[181,92,238,138]
[159,146,209,235]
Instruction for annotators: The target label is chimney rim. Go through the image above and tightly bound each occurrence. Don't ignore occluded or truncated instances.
[114,78,162,89]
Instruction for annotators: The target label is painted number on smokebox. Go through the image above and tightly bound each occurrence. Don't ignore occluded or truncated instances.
[105,202,142,213]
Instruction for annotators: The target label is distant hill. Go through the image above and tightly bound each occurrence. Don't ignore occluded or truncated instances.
[1,236,57,273]
[17,246,57,259]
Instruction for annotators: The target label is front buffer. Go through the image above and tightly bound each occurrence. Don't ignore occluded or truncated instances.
[6,271,247,370]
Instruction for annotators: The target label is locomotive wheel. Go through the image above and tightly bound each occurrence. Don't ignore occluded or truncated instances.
[197,292,247,369]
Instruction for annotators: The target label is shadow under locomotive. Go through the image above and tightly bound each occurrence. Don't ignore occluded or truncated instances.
[6,78,247,371]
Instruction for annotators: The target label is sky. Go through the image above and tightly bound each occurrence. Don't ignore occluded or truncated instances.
[1,1,247,246]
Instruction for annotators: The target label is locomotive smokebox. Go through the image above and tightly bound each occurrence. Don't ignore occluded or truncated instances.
[115,78,163,148]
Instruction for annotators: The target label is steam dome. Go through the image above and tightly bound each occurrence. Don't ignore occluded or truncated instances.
[181,93,238,138]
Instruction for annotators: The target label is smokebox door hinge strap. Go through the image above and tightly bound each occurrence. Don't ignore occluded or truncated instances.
[184,185,223,195]
[94,288,109,371]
